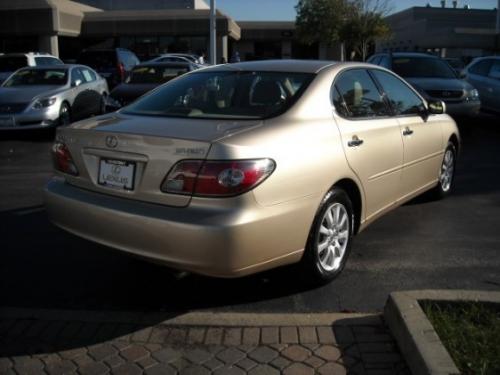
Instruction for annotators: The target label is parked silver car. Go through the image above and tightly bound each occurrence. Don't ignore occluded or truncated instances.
[368,52,480,117]
[463,56,500,114]
[0,65,108,130]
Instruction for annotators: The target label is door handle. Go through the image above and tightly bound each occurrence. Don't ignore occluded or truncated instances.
[348,136,364,147]
[403,127,414,136]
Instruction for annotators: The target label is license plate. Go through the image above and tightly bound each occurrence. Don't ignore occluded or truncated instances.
[98,159,136,190]
[0,117,14,127]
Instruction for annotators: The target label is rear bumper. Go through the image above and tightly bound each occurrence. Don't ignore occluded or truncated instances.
[44,178,314,277]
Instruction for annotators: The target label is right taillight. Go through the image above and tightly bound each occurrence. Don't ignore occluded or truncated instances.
[52,141,78,176]
[161,159,275,197]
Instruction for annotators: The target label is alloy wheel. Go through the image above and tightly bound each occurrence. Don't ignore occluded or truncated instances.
[317,203,350,272]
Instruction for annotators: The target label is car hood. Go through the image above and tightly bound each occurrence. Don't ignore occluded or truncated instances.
[404,77,473,93]
[69,112,264,143]
[110,83,159,103]
[0,85,67,104]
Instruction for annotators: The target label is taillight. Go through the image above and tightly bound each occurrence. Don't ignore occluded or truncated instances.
[52,142,78,176]
[118,63,126,82]
[161,159,275,197]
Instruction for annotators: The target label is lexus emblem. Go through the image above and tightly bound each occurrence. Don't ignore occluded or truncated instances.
[105,135,118,148]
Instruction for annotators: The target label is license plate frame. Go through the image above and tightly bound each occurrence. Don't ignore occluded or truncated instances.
[98,159,136,191]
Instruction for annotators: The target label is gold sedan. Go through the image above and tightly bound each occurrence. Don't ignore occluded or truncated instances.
[44,60,459,283]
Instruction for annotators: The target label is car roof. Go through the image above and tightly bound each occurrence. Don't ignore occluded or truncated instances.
[137,62,192,68]
[17,64,91,70]
[206,59,339,73]
[390,52,440,59]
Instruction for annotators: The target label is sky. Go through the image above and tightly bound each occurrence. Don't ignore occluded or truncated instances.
[216,0,497,21]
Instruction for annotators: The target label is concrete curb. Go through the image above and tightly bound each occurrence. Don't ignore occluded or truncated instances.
[0,307,380,326]
[384,290,500,375]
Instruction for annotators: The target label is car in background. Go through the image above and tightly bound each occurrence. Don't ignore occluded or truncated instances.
[368,52,480,117]
[45,60,459,283]
[462,56,500,114]
[149,53,205,67]
[77,48,140,90]
[106,61,198,111]
[0,52,63,85]
[0,65,108,130]
[444,58,465,76]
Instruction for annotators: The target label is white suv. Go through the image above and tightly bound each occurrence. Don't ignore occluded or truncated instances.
[0,52,63,84]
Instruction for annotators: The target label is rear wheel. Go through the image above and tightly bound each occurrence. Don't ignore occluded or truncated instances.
[301,187,354,284]
[58,102,71,127]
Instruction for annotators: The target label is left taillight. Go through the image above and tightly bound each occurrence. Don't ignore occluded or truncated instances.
[161,159,276,197]
[52,141,78,176]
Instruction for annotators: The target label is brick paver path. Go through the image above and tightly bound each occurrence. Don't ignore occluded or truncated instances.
[0,312,409,374]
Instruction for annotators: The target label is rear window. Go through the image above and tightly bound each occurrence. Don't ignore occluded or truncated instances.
[392,57,456,79]
[77,51,117,69]
[3,68,68,87]
[123,71,314,120]
[128,65,189,84]
[0,56,28,73]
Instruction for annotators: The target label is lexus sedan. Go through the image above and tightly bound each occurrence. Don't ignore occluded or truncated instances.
[0,65,108,130]
[44,60,459,283]
[106,62,198,111]
[368,52,480,117]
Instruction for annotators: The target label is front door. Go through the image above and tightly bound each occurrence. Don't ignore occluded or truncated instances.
[333,68,404,221]
[370,69,444,198]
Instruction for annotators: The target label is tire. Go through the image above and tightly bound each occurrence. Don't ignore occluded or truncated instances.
[432,142,457,199]
[58,102,71,127]
[301,187,354,284]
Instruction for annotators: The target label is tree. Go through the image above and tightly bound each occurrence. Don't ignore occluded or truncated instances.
[295,0,392,61]
[295,0,356,48]
[341,0,392,61]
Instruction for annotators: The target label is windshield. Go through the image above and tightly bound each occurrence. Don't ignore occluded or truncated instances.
[123,71,314,119]
[3,69,68,87]
[392,57,457,79]
[0,56,28,73]
[128,65,189,84]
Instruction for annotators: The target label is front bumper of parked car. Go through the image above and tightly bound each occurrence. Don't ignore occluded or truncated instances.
[0,104,60,130]
[44,178,315,278]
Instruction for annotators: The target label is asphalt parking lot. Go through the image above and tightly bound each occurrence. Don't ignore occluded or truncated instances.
[1,115,499,315]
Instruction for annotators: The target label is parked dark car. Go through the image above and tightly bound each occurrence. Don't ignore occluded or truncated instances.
[368,52,480,117]
[77,48,140,90]
[463,56,500,114]
[106,62,197,111]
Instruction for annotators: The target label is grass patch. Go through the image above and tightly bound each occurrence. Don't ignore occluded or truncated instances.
[421,301,500,375]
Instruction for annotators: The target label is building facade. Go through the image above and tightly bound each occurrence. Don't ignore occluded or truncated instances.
[0,0,336,63]
[379,6,500,60]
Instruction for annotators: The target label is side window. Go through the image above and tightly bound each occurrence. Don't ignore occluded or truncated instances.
[71,68,85,86]
[371,70,424,116]
[379,56,391,69]
[469,59,493,76]
[334,69,389,118]
[488,60,500,79]
[81,68,96,83]
[368,55,381,65]
[35,57,52,66]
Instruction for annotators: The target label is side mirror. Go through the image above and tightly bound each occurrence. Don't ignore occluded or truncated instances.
[72,79,82,87]
[428,100,446,115]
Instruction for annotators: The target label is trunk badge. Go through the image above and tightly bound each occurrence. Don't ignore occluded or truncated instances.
[105,135,118,148]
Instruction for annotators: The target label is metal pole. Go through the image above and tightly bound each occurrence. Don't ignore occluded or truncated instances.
[210,0,217,64]
[497,0,500,34]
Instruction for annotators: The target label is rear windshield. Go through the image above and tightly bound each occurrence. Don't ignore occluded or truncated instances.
[77,51,117,69]
[123,71,314,120]
[0,56,28,73]
[3,68,68,87]
[128,65,189,84]
[392,57,457,79]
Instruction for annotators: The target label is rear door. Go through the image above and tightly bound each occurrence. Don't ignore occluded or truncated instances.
[371,69,443,198]
[333,68,404,221]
